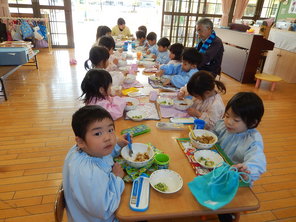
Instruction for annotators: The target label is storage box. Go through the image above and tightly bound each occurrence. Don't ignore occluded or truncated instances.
[0,47,29,65]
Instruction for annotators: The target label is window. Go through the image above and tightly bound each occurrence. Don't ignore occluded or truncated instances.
[162,0,222,47]
[260,0,279,18]
[244,0,257,17]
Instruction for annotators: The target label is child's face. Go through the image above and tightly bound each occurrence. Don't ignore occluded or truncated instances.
[158,46,168,52]
[76,118,117,158]
[182,60,196,72]
[169,51,175,60]
[148,40,156,46]
[99,84,112,96]
[224,108,248,134]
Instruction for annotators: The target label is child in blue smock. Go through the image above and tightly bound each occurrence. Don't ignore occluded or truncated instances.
[63,105,128,222]
[146,32,158,55]
[154,37,170,64]
[212,92,266,183]
[156,47,202,88]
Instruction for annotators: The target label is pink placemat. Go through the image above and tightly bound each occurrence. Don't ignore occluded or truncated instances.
[159,106,190,118]
[122,80,144,89]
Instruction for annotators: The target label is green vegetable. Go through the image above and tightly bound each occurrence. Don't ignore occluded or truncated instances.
[205,160,215,167]
[198,157,207,162]
[154,182,168,192]
[132,115,142,119]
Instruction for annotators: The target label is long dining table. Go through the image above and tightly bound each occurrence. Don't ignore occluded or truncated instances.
[114,58,260,221]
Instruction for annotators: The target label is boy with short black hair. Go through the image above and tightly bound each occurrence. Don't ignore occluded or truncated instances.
[146,32,158,55]
[154,37,171,64]
[135,30,146,46]
[156,47,202,88]
[168,43,184,65]
[138,25,147,36]
[63,105,128,221]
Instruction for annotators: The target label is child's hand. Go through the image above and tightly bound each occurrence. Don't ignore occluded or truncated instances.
[112,162,124,178]
[177,91,185,100]
[117,135,129,148]
[146,50,151,55]
[232,163,251,181]
[152,54,157,59]
[162,79,171,86]
[113,58,119,65]
[155,70,164,77]
[187,107,201,118]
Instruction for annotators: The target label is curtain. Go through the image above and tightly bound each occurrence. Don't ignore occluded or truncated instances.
[232,0,249,22]
[0,0,11,17]
[220,0,233,27]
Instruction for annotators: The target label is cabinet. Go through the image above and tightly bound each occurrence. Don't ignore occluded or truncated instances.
[263,48,296,83]
[215,28,274,83]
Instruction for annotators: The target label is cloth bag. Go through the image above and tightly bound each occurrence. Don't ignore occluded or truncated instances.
[188,162,250,210]
[20,20,33,39]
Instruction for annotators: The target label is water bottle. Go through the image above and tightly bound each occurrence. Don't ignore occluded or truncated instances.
[194,119,206,129]
[123,42,128,51]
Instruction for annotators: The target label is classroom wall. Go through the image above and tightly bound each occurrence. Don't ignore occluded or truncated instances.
[276,0,296,21]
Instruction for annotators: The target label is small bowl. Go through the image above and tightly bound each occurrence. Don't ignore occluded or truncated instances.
[157,97,174,107]
[126,110,146,121]
[121,143,154,168]
[124,74,136,84]
[149,169,183,194]
[124,97,139,111]
[174,99,193,111]
[118,60,127,67]
[189,129,218,149]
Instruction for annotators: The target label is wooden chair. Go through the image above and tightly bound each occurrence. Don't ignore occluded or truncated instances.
[54,183,66,222]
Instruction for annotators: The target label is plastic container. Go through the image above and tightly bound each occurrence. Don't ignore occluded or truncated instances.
[154,153,170,169]
[194,119,206,129]
[149,90,158,101]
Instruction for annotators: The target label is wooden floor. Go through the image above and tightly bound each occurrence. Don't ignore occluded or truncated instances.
[0,49,296,222]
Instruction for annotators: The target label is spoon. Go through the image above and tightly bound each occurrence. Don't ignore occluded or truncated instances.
[126,133,133,157]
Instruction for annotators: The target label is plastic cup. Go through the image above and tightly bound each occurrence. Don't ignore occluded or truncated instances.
[137,51,142,60]
[154,153,170,169]
[194,119,206,129]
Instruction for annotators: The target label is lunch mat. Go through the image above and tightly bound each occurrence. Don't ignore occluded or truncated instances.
[125,102,160,120]
[176,138,250,187]
[157,92,190,118]
[148,79,179,92]
[114,144,163,182]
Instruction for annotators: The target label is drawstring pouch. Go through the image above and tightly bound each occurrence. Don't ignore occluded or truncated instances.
[20,19,34,39]
[188,162,250,210]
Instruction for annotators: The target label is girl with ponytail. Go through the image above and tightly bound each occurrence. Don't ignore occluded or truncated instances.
[179,70,226,130]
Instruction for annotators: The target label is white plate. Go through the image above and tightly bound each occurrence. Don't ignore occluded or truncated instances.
[124,97,139,111]
[194,150,224,169]
[148,75,161,81]
[144,67,158,73]
[149,169,183,194]
[157,97,174,107]
[126,110,146,121]
[143,57,155,61]
[128,92,142,97]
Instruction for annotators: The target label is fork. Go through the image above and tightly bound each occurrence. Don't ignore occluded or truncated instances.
[126,133,133,157]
